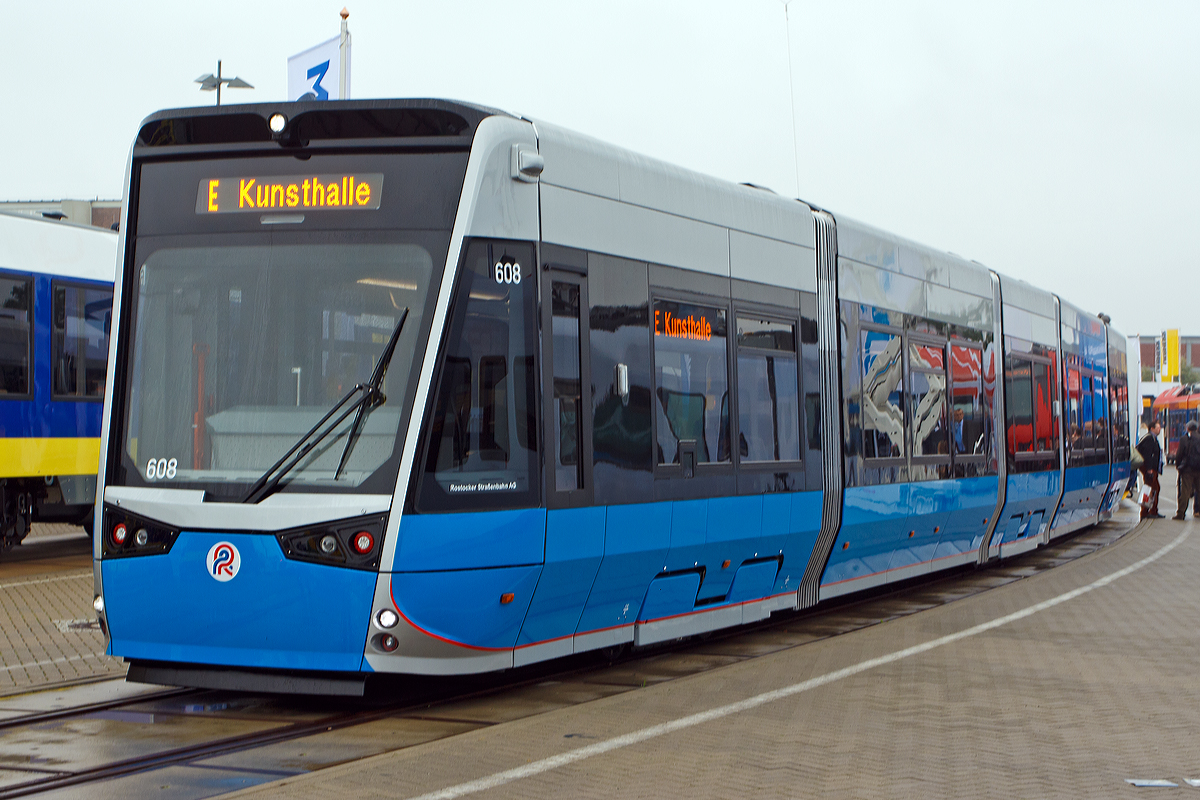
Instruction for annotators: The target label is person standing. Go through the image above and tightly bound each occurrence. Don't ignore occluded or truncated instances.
[1174,420,1200,519]
[1137,420,1165,519]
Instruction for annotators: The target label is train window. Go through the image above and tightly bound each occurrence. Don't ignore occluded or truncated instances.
[0,278,31,396]
[736,316,800,463]
[551,281,583,491]
[588,254,652,505]
[1079,374,1094,449]
[1032,361,1058,452]
[1093,372,1108,452]
[1005,357,1035,454]
[949,343,988,458]
[908,340,949,462]
[419,240,539,511]
[122,238,438,495]
[52,283,113,399]
[653,298,730,466]
[860,328,905,460]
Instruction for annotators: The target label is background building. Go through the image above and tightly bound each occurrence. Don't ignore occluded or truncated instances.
[1138,333,1200,383]
[0,199,121,230]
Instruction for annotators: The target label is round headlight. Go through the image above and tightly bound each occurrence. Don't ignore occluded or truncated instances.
[376,608,399,629]
[379,634,399,652]
[135,528,149,546]
[92,595,105,614]
[320,534,338,554]
[269,113,287,133]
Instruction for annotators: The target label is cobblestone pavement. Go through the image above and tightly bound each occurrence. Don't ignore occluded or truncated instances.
[226,494,1195,800]
[0,522,124,695]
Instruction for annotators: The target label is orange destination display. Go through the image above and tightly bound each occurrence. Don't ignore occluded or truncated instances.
[195,173,384,214]
[655,304,716,341]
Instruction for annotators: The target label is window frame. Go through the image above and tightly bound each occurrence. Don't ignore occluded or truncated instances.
[731,302,804,471]
[906,332,951,467]
[50,278,113,402]
[947,338,987,467]
[858,321,907,468]
[414,238,541,513]
[1008,352,1058,463]
[649,286,734,479]
[541,257,594,510]
[0,273,34,400]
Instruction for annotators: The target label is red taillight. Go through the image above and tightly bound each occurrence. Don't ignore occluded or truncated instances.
[380,634,398,652]
[352,531,374,554]
[112,523,128,546]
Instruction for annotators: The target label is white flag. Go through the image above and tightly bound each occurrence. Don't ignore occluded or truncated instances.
[288,35,348,101]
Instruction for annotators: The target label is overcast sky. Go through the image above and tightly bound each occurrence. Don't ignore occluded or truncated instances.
[3,1,1196,339]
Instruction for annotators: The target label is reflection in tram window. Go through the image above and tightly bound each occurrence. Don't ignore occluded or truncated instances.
[861,329,905,459]
[736,317,800,463]
[949,344,987,456]
[551,281,582,491]
[420,240,539,510]
[653,299,730,465]
[910,371,948,456]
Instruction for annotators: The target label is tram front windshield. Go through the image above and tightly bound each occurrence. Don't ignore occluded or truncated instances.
[113,152,462,498]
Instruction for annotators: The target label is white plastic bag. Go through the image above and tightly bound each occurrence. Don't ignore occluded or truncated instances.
[1139,484,1153,508]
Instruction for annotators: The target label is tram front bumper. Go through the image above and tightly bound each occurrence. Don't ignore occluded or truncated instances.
[102,531,375,672]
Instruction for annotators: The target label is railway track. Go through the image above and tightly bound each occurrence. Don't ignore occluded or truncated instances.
[0,512,1139,799]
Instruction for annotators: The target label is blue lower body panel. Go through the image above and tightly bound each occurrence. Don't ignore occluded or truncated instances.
[992,470,1060,552]
[104,531,376,671]
[1053,463,1109,531]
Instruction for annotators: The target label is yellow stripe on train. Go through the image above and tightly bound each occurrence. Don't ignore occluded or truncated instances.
[0,438,101,477]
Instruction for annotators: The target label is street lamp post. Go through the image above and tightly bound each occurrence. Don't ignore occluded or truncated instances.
[194,60,254,106]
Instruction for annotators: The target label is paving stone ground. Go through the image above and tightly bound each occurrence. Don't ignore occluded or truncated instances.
[226,488,1192,800]
[0,523,124,694]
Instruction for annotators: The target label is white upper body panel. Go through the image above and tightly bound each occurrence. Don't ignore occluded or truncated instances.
[0,211,117,282]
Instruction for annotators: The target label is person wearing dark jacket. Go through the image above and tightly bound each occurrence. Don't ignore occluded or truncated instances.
[1174,420,1200,519]
[1137,421,1164,519]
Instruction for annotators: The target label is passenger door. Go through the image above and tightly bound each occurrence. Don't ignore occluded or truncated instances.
[514,254,603,665]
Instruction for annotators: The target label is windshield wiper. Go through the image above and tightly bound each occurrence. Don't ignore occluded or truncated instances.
[239,307,409,504]
[334,307,409,479]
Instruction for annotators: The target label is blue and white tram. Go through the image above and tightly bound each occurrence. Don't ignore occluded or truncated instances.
[0,212,116,545]
[94,101,1130,694]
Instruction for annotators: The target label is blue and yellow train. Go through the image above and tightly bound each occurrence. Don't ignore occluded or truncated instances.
[0,212,115,546]
[93,101,1132,694]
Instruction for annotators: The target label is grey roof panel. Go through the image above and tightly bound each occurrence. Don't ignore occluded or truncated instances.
[540,184,729,276]
[997,276,1056,320]
[533,121,813,247]
[729,230,815,293]
[535,123,620,201]
[833,214,992,299]
[839,258,925,317]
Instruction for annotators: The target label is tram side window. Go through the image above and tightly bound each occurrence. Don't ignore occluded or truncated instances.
[1005,356,1034,455]
[949,343,989,458]
[1080,374,1095,450]
[908,340,948,461]
[736,316,800,463]
[0,278,31,395]
[1032,361,1059,452]
[418,240,539,511]
[52,283,113,399]
[654,299,730,466]
[861,329,905,460]
[1093,372,1108,453]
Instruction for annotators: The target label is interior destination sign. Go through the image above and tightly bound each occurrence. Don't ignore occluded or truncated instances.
[196,173,384,214]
